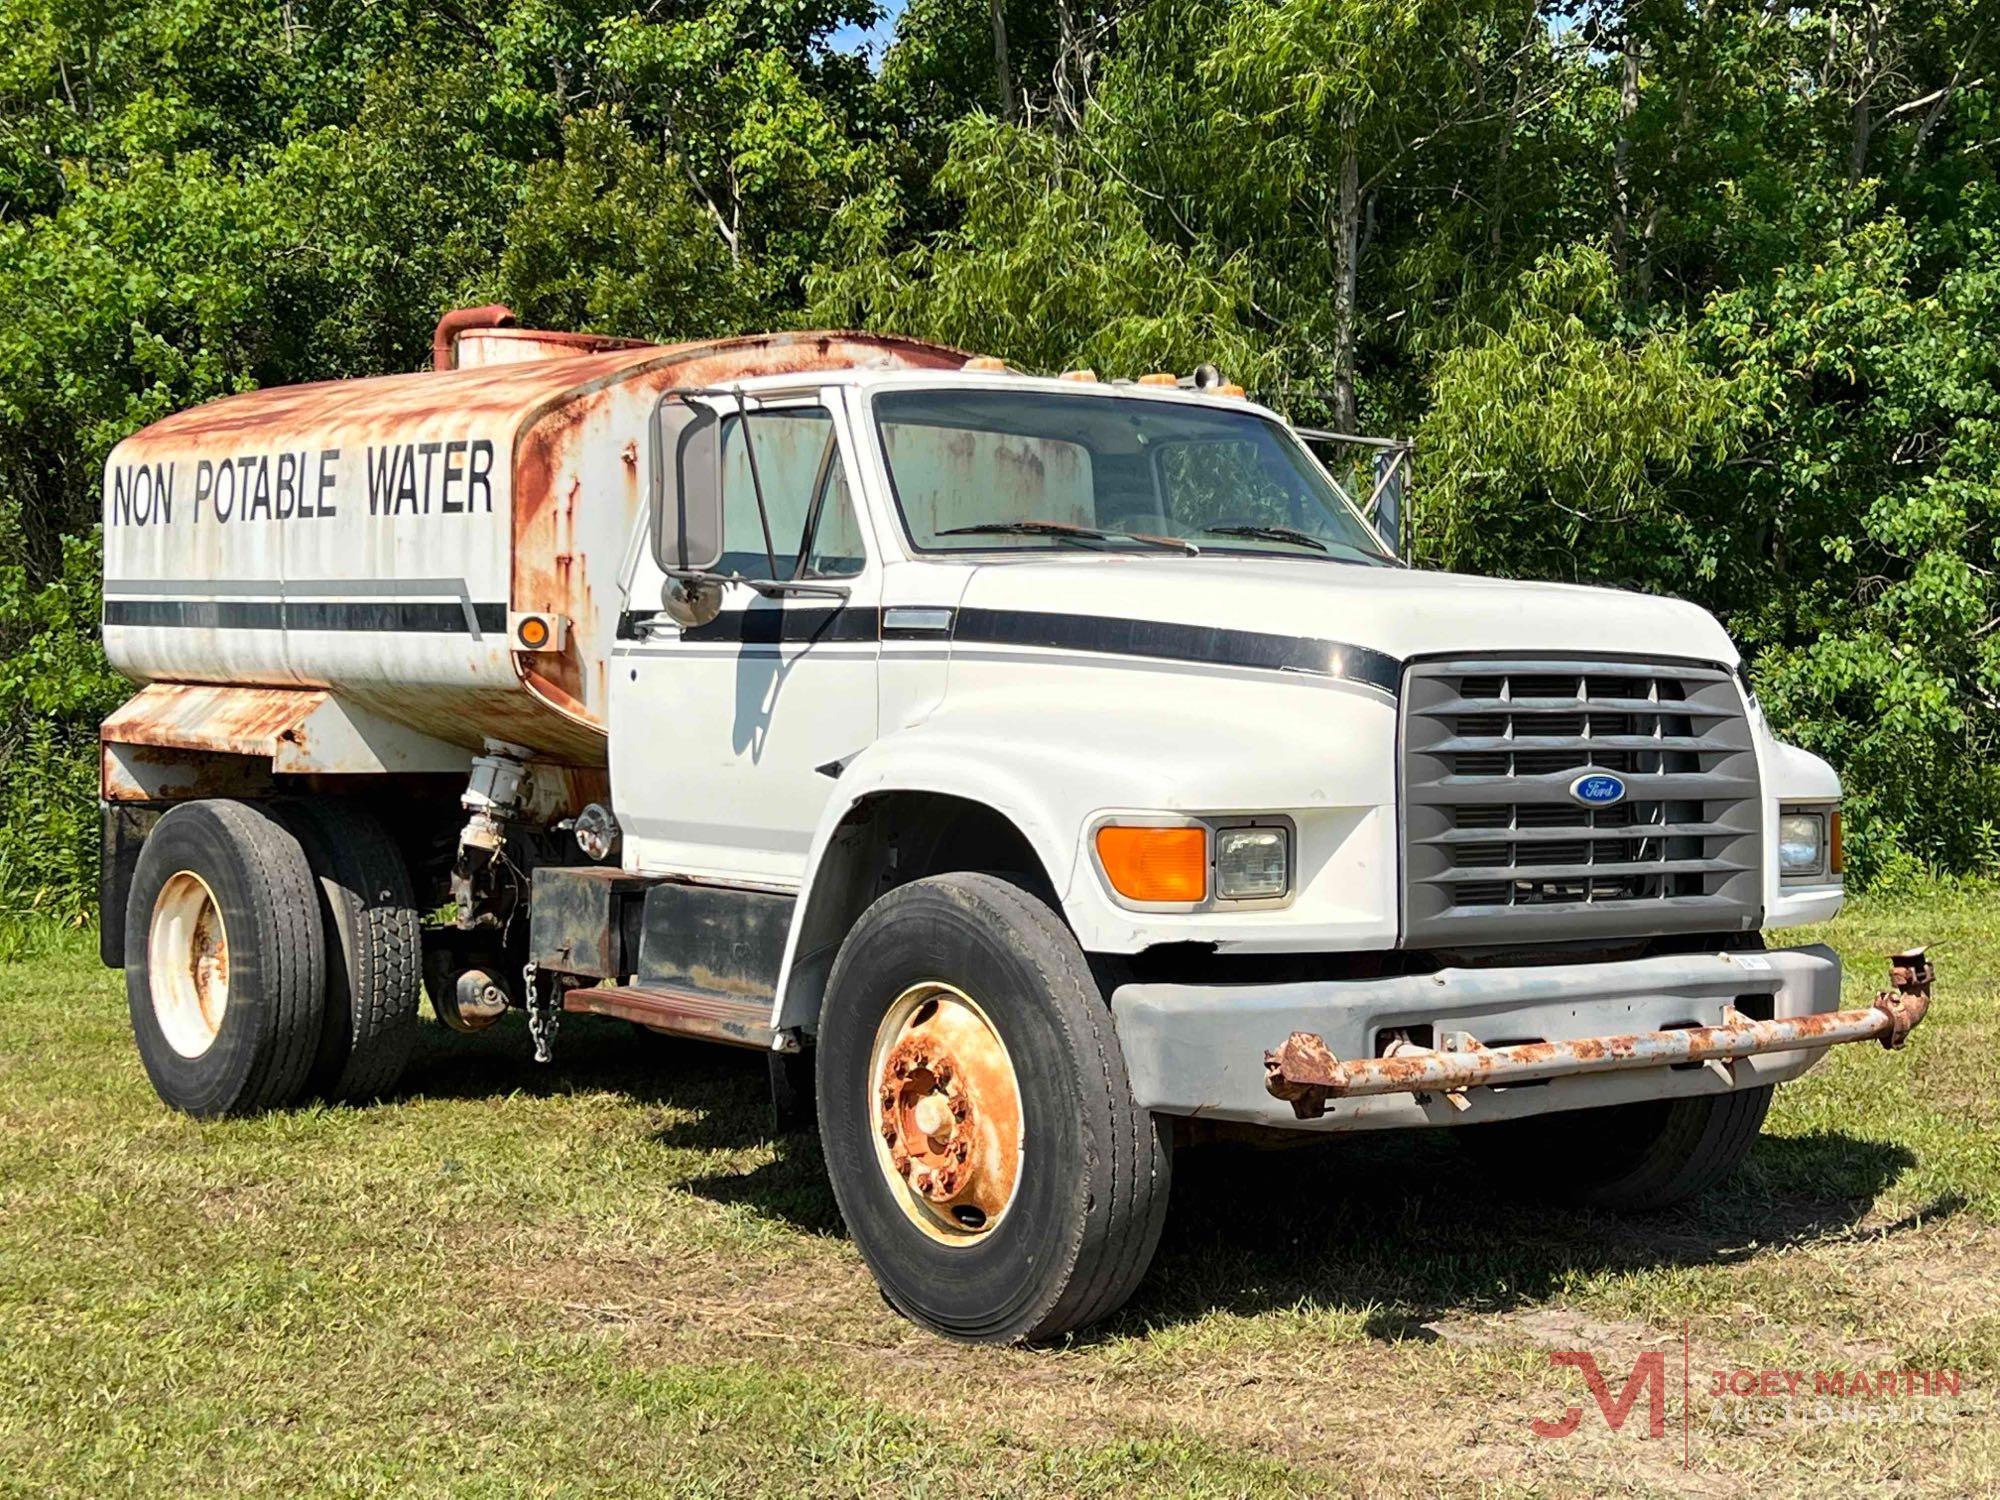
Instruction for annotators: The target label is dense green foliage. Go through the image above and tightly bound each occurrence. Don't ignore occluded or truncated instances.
[3,0,1996,919]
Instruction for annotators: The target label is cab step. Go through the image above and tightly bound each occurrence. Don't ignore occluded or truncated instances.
[562,984,778,1050]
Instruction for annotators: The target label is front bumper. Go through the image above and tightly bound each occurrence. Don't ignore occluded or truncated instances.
[1111,945,1865,1133]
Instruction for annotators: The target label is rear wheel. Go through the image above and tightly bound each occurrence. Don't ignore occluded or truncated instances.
[816,873,1170,1343]
[278,800,422,1103]
[125,800,325,1117]
[1456,1086,1773,1211]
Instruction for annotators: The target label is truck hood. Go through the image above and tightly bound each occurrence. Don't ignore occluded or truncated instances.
[952,555,1738,671]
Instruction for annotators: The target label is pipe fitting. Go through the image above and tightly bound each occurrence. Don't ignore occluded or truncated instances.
[1874,947,1935,1049]
[432,304,517,371]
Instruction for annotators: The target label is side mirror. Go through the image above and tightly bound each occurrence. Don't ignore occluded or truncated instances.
[1369,447,1409,561]
[654,399,725,574]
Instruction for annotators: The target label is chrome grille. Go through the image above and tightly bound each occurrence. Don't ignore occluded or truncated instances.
[1401,658,1762,946]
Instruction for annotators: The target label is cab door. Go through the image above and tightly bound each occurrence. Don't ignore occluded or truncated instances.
[610,392,880,884]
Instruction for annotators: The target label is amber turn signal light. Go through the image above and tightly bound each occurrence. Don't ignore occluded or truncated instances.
[508,611,569,653]
[1830,809,1844,875]
[1096,825,1207,903]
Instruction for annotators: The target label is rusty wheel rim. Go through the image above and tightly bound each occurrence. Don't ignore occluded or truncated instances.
[149,871,230,1059]
[868,982,1024,1244]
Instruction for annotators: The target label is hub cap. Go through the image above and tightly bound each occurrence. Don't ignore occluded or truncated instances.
[869,982,1024,1243]
[149,872,230,1058]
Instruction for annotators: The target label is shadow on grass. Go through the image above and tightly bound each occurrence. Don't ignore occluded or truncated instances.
[399,1013,847,1234]
[397,1017,1941,1338]
[1109,1128,1938,1342]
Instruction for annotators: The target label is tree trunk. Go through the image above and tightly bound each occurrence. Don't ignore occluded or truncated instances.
[1055,0,1080,127]
[1609,33,1640,281]
[1330,133,1361,435]
[1847,9,1878,187]
[1490,0,1541,249]
[990,0,1017,122]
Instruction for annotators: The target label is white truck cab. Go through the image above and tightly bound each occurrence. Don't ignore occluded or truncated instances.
[98,312,1927,1344]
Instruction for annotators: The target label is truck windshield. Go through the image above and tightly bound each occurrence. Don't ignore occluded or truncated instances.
[872,389,1394,564]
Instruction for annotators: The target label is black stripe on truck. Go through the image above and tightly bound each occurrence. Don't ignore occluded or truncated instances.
[105,599,508,634]
[952,607,1402,695]
[615,603,1401,695]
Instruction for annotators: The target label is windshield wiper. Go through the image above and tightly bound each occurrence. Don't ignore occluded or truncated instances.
[938,519,1197,554]
[1203,524,1328,552]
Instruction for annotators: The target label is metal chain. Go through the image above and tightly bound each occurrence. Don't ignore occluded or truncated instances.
[524,958,560,1064]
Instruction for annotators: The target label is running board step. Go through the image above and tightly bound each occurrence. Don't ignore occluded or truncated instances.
[563,984,778,1050]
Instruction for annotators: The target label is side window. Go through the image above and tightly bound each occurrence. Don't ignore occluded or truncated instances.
[804,461,866,577]
[718,407,865,579]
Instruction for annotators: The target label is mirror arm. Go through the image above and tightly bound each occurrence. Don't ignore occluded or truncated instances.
[664,566,850,602]
[744,579,850,600]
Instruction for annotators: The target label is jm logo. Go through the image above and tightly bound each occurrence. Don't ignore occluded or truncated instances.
[1531,1351,1668,1440]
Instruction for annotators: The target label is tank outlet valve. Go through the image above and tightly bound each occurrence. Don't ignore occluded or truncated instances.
[458,743,534,855]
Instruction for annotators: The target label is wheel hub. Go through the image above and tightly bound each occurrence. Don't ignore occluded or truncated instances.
[880,1035,978,1201]
[871,983,1024,1240]
[149,870,230,1059]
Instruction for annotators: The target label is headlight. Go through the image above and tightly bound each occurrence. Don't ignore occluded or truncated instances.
[1216,825,1290,900]
[1778,809,1830,879]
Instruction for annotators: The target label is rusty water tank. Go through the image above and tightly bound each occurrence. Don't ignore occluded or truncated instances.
[101,319,969,768]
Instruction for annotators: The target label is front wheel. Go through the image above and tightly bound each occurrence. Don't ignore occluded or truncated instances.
[815,873,1170,1343]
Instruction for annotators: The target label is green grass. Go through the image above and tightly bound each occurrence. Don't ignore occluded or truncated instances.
[3,887,1995,1496]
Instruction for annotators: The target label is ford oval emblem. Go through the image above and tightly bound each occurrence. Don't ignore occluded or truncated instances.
[1569,772,1627,808]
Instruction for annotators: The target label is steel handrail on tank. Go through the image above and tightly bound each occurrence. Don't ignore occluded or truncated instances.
[1264,950,1934,1119]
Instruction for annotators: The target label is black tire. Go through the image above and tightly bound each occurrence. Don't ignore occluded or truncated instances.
[278,800,422,1103]
[124,799,325,1117]
[1456,1086,1774,1211]
[815,872,1171,1344]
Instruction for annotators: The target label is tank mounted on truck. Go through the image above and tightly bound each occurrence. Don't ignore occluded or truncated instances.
[98,306,1926,1343]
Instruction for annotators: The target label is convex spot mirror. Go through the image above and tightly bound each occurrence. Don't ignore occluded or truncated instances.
[653,398,725,575]
[661,575,722,628]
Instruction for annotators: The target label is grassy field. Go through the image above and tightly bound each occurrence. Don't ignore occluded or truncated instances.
[2,888,1995,1498]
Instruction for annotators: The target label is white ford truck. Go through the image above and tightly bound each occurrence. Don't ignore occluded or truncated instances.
[98,309,1928,1343]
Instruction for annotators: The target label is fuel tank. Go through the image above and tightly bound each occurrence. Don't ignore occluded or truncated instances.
[101,325,967,768]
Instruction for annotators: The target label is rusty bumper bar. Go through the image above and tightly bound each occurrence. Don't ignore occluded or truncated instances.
[1265,949,1933,1120]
